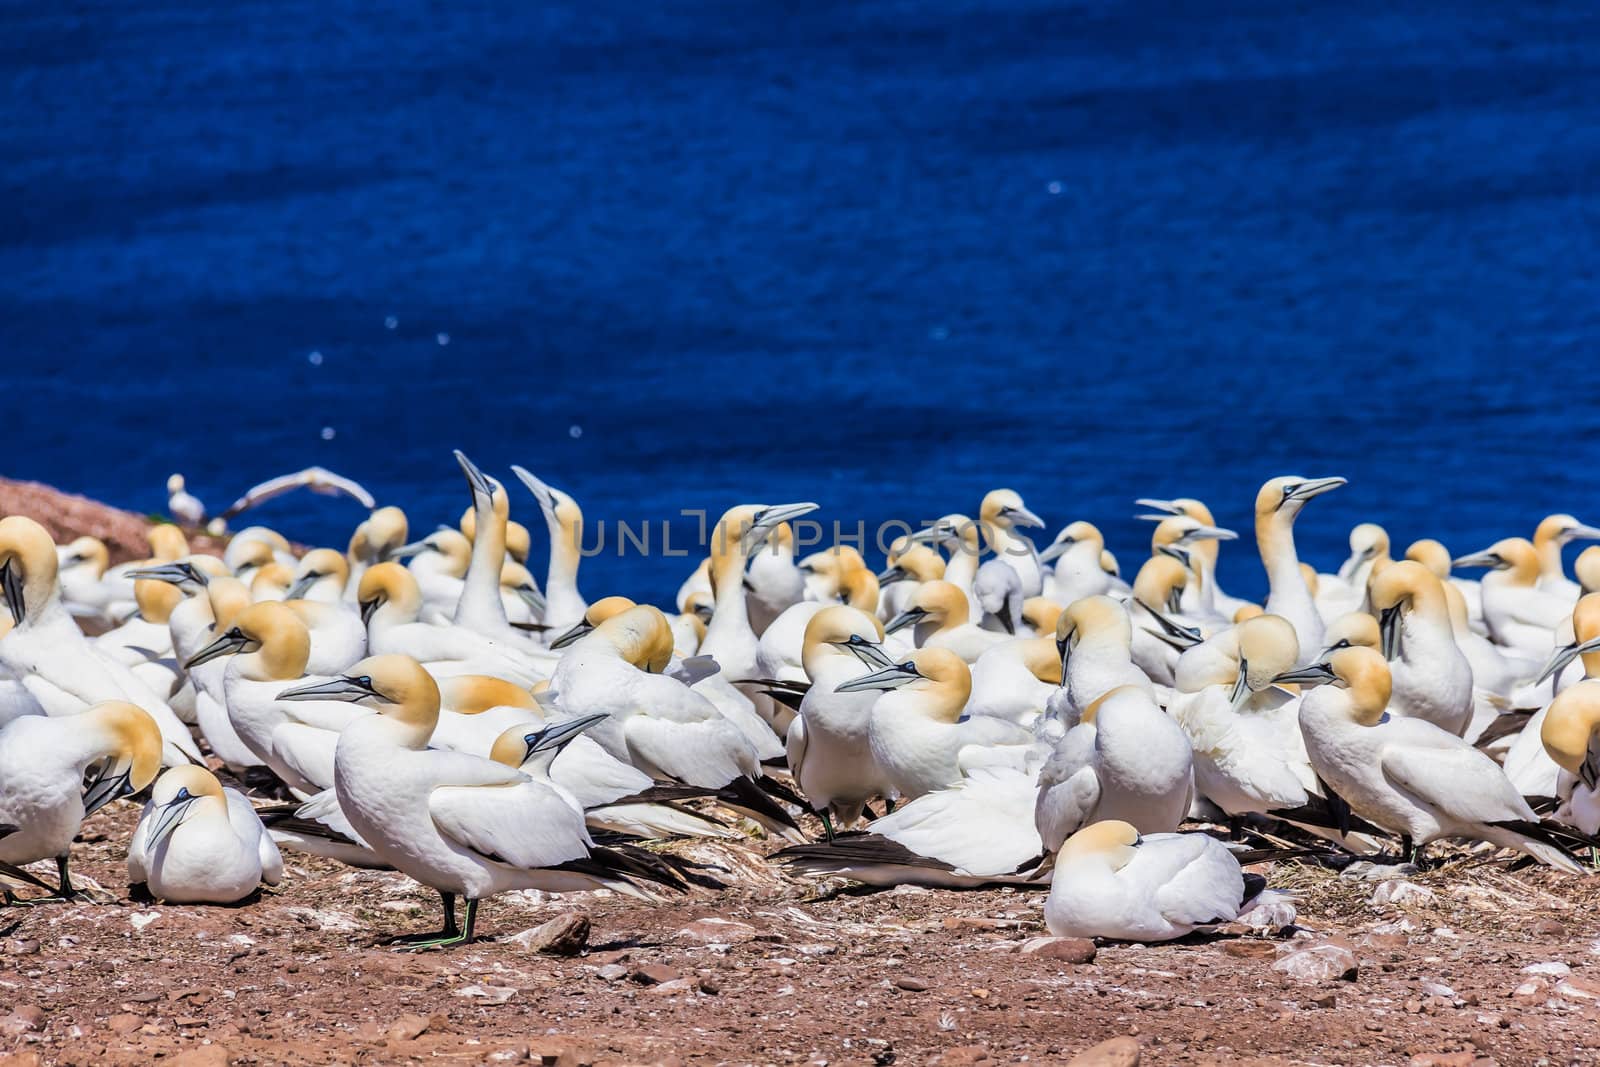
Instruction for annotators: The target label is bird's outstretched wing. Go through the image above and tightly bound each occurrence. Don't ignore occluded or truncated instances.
[220,467,376,518]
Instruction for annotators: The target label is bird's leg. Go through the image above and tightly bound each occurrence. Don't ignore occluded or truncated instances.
[395,898,479,952]
[12,854,102,906]
[819,810,836,843]
[883,797,896,815]
[1399,835,1416,866]
[1227,817,1243,842]
[385,891,460,947]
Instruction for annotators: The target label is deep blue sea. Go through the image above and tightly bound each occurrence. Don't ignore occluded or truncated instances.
[4,1,1598,603]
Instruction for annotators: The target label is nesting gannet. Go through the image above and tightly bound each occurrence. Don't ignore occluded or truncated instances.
[1368,561,1473,736]
[785,606,896,836]
[974,558,1026,635]
[218,466,375,523]
[1533,514,1600,599]
[0,516,201,765]
[1254,475,1345,662]
[885,579,1009,662]
[187,601,370,796]
[1045,821,1292,942]
[1541,680,1600,835]
[1503,594,1600,798]
[0,701,162,899]
[128,766,282,903]
[1315,523,1391,623]
[842,648,1034,800]
[978,489,1045,598]
[225,527,293,574]
[56,536,135,624]
[511,465,589,634]
[395,527,474,623]
[1021,597,1063,636]
[285,548,350,603]
[167,474,207,527]
[1054,595,1155,722]
[1127,554,1202,686]
[1279,647,1584,870]
[302,655,676,947]
[1453,538,1572,657]
[1035,685,1193,853]
[553,604,804,839]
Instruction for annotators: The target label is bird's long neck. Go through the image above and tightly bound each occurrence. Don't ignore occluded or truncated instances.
[456,501,509,630]
[1536,537,1565,582]
[703,539,752,647]
[1258,512,1320,658]
[545,515,583,617]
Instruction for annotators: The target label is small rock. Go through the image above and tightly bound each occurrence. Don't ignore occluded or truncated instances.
[1019,936,1097,963]
[942,916,1011,931]
[388,1013,433,1041]
[485,1049,530,1063]
[629,963,679,986]
[1065,1035,1140,1067]
[597,964,628,982]
[1222,941,1277,959]
[1272,944,1359,984]
[454,984,516,1004]
[1522,961,1570,978]
[672,917,759,944]
[510,912,590,956]
[1,1006,45,1034]
[3,940,39,956]
[697,976,720,995]
[1420,981,1456,1000]
[938,1045,991,1065]
[894,977,929,992]
[167,1047,231,1067]
[1555,976,1600,1002]
[1475,1012,1506,1029]
[1405,998,1424,1014]
[107,1014,144,1036]
[1308,993,1336,1009]
[649,978,697,995]
[1530,917,1567,938]
[1406,1054,1476,1067]
[1512,978,1548,1002]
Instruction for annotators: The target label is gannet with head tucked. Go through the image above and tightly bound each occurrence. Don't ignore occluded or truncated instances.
[1254,475,1346,663]
[55,536,135,624]
[300,654,676,948]
[346,505,409,602]
[1052,595,1155,723]
[1034,684,1193,854]
[0,516,201,765]
[843,647,1034,801]
[1279,646,1584,870]
[1533,514,1600,599]
[885,579,1008,662]
[1127,554,1203,686]
[128,765,282,903]
[0,700,162,899]
[965,630,1061,726]
[1045,821,1292,942]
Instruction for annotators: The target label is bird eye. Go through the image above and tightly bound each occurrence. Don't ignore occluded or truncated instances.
[1282,484,1298,499]
[357,676,373,688]
[176,787,191,800]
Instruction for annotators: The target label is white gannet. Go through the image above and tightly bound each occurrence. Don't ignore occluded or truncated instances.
[1533,514,1600,599]
[450,451,526,645]
[0,516,201,765]
[553,604,804,839]
[966,632,1061,726]
[345,505,409,604]
[1540,680,1600,835]
[1503,594,1600,798]
[1315,522,1391,623]
[302,654,678,947]
[1403,538,1531,698]
[285,547,351,603]
[167,474,206,527]
[511,465,589,634]
[217,466,375,523]
[1127,554,1201,686]
[1279,646,1584,871]
[909,514,985,622]
[674,557,712,614]
[670,590,711,657]
[128,765,283,903]
[56,536,134,624]
[785,606,896,836]
[396,527,474,623]
[1045,821,1292,942]
[1369,560,1473,736]
[973,558,1026,636]
[1054,595,1155,722]
[745,521,806,636]
[224,526,293,575]
[1578,546,1600,596]
[1034,684,1193,853]
[0,700,162,899]
[1137,498,1252,620]
[1254,475,1346,663]
[459,504,533,568]
[1039,521,1114,607]
[186,601,369,796]
[885,579,1008,662]
[1453,538,1572,658]
[876,542,945,623]
[843,647,1034,801]
[978,489,1046,598]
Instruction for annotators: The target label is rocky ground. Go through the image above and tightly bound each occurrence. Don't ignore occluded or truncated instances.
[2,805,1598,1067]
[3,480,1599,1066]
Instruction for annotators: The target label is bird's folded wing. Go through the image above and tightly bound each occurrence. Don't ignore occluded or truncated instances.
[1146,837,1244,926]
[623,712,750,786]
[1380,742,1533,825]
[874,767,1042,876]
[429,784,589,869]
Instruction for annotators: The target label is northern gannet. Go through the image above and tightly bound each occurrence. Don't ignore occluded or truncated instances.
[0,516,202,765]
[1038,521,1114,607]
[1054,595,1155,721]
[1279,647,1585,870]
[1045,821,1292,942]
[511,465,589,634]
[1254,475,1346,663]
[1406,538,1532,697]
[885,579,1008,662]
[965,632,1060,725]
[1533,514,1600,599]
[459,505,533,566]
[979,489,1045,598]
[56,536,134,624]
[1315,522,1390,623]
[1369,561,1473,736]
[167,474,206,527]
[346,505,410,596]
[127,765,283,903]
[1034,684,1193,853]
[1137,498,1251,620]
[1540,680,1600,835]
[1503,594,1600,798]
[909,514,984,622]
[396,527,474,623]
[218,466,375,523]
[0,700,162,899]
[746,521,806,636]
[876,542,945,622]
[973,558,1025,636]
[1453,538,1571,657]
[843,648,1034,800]
[306,655,676,948]
[1127,554,1200,686]
[285,548,351,603]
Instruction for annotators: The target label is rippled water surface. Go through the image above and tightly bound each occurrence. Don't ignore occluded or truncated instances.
[5,2,1598,600]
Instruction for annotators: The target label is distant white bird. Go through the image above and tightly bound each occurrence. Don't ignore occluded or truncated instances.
[128,766,282,903]
[167,474,207,527]
[219,466,376,521]
[1045,820,1294,941]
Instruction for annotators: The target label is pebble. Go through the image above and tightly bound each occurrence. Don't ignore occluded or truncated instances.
[1512,979,1547,1002]
[649,978,697,995]
[1405,1054,1481,1067]
[1018,936,1097,963]
[673,917,759,944]
[597,964,628,982]
[1065,1036,1141,1067]
[3,940,39,956]
[1521,961,1570,978]
[1371,880,1435,906]
[387,1013,434,1041]
[894,977,929,992]
[1308,993,1337,1009]
[1420,981,1456,1000]
[1,1006,45,1034]
[1272,944,1359,984]
[629,963,679,986]
[166,1049,232,1067]
[107,1014,144,1036]
[509,911,590,956]
[1222,941,1277,959]
[1555,977,1600,1002]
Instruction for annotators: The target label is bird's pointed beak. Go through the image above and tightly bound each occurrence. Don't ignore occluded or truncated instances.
[876,565,908,586]
[1272,662,1336,686]
[883,607,927,635]
[1536,634,1600,684]
[1036,538,1069,564]
[516,586,547,614]
[184,629,252,670]
[1134,498,1183,516]
[1189,525,1238,543]
[510,465,558,516]
[359,596,383,626]
[389,539,430,560]
[549,620,593,649]
[522,713,608,759]
[277,676,380,703]
[127,562,201,587]
[145,789,201,850]
[833,634,895,669]
[997,600,1015,635]
[1229,659,1252,712]
[82,763,133,817]
[1451,549,1502,571]
[284,574,317,601]
[1569,523,1600,542]
[454,450,498,500]
[1379,604,1403,660]
[1,558,24,623]
[835,662,920,693]
[1289,477,1347,501]
[1009,505,1045,530]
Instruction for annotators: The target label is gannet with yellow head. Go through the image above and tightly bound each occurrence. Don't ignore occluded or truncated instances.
[1053,595,1156,721]
[512,465,590,634]
[884,579,1007,663]
[1533,514,1600,598]
[1502,594,1600,798]
[1315,522,1391,623]
[909,513,985,622]
[1254,475,1346,663]
[1367,560,1473,736]
[1540,680,1600,835]
[1453,537,1571,656]
[127,764,282,903]
[979,489,1045,598]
